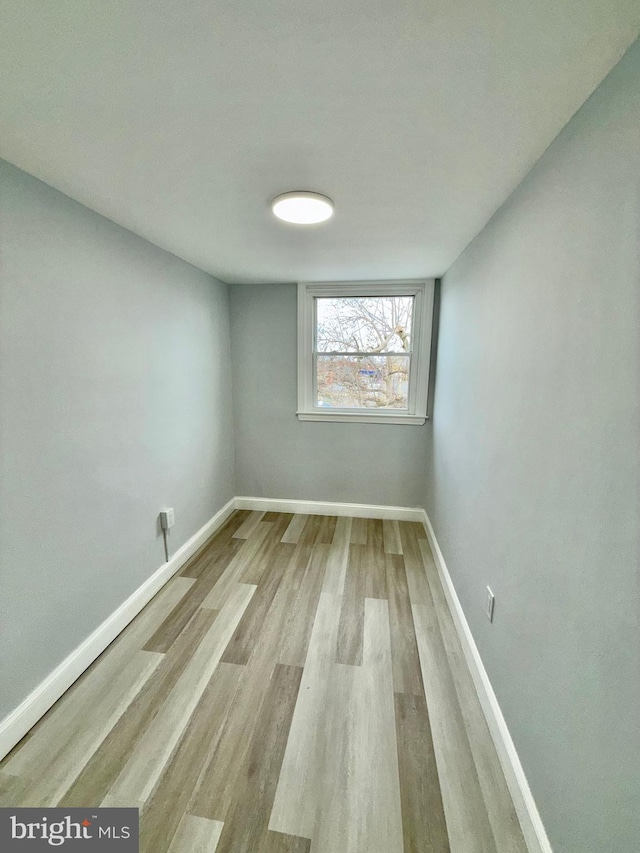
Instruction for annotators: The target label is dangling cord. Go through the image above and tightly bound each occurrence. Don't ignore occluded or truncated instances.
[162,526,169,562]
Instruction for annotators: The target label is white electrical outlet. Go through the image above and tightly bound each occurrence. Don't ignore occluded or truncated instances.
[485,586,495,622]
[160,507,175,530]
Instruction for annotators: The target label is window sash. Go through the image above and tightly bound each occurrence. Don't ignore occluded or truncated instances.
[314,295,415,355]
[313,353,413,412]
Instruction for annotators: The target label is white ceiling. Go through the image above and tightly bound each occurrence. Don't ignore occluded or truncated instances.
[1,1,638,283]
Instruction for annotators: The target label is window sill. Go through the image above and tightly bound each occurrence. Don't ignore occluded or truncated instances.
[297,411,427,425]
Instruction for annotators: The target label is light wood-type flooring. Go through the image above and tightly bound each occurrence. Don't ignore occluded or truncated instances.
[0,511,528,852]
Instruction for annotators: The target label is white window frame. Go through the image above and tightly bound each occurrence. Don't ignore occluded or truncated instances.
[297,279,435,425]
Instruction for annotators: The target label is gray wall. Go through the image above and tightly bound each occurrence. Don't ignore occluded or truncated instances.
[230,283,428,507]
[425,42,640,853]
[0,161,235,719]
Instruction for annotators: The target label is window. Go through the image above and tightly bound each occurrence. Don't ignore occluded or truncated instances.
[297,280,435,424]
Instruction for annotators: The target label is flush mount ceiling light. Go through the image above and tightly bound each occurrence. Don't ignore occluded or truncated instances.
[271,191,334,225]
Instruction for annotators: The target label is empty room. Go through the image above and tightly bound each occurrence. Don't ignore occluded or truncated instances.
[0,2,638,852]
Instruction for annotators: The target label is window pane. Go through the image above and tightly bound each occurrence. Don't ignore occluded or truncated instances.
[316,296,413,353]
[316,355,410,409]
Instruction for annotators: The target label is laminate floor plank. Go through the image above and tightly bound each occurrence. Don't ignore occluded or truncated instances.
[260,830,311,853]
[366,516,385,552]
[364,518,388,599]
[358,598,405,853]
[263,511,291,523]
[269,592,342,839]
[383,519,403,555]
[190,537,325,824]
[321,516,352,595]
[410,584,497,852]
[144,539,243,653]
[189,648,276,822]
[214,663,303,853]
[420,541,528,853]
[1,512,528,853]
[336,544,366,666]
[201,521,272,610]
[385,554,424,696]
[317,514,338,544]
[285,515,325,581]
[139,662,242,853]
[233,509,266,539]
[313,598,404,853]
[102,584,256,808]
[276,544,330,668]
[349,516,368,545]
[395,692,450,853]
[309,661,353,849]
[281,513,308,545]
[166,815,224,853]
[221,541,295,665]
[399,521,432,605]
[239,515,293,584]
[60,608,220,808]
[179,510,250,578]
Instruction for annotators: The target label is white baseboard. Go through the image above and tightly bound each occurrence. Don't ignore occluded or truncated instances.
[421,510,552,853]
[0,498,236,762]
[235,495,425,522]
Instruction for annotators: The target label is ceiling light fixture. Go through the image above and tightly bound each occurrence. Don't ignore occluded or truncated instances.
[271,191,334,225]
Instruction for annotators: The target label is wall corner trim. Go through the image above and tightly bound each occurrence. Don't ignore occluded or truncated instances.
[421,509,553,853]
[0,497,237,762]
